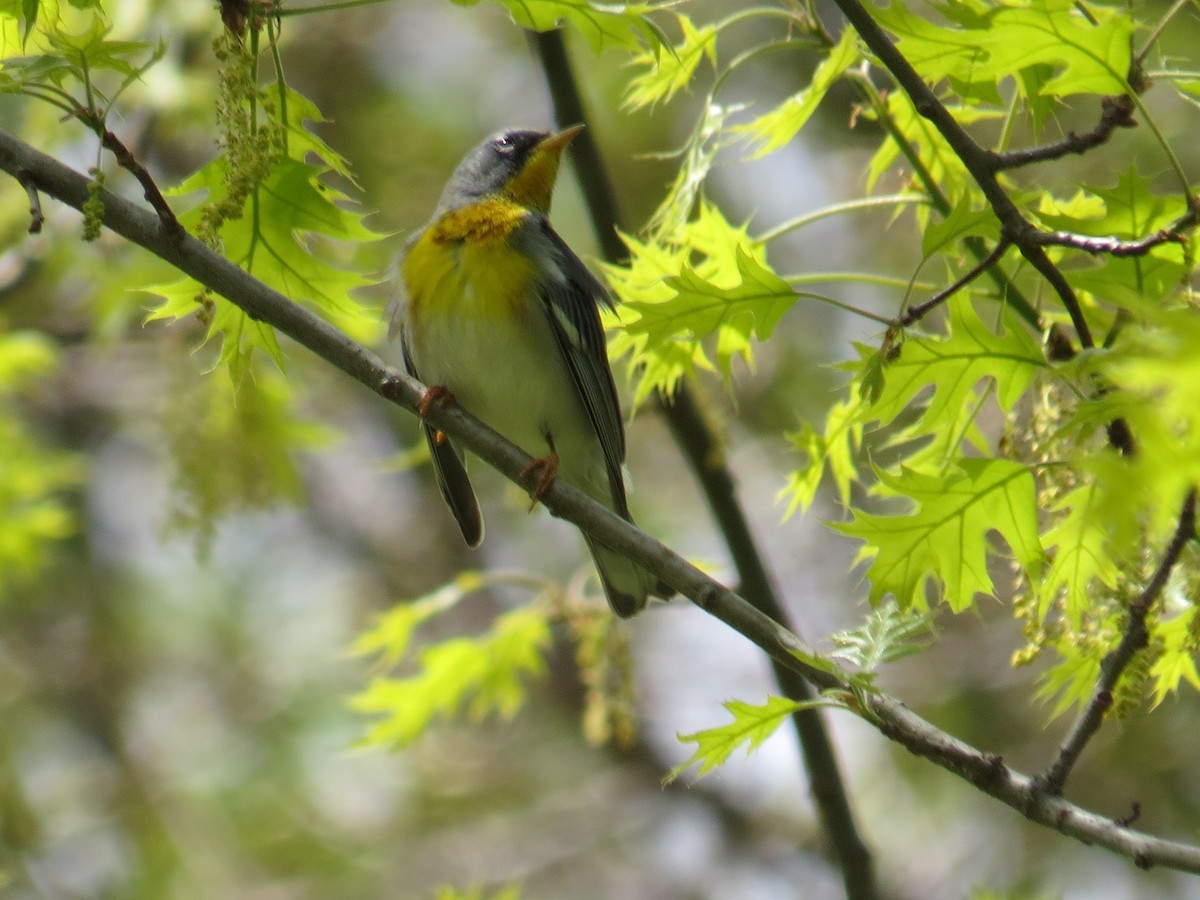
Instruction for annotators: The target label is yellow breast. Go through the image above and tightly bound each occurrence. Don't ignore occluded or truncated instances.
[404,198,539,325]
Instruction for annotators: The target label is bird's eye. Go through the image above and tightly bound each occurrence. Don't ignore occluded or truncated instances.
[492,136,515,155]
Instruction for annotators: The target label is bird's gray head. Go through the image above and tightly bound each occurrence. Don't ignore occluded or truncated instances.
[436,125,583,215]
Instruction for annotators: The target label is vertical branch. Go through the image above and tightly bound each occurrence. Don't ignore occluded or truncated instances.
[529,27,878,900]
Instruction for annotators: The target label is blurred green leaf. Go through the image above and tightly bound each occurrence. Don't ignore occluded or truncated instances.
[1036,483,1120,629]
[352,572,491,666]
[0,332,81,599]
[464,0,669,54]
[921,197,1001,257]
[1149,612,1200,708]
[780,396,864,517]
[353,606,552,749]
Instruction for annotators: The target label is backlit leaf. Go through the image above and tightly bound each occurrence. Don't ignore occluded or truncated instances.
[667,696,813,782]
[623,13,715,111]
[780,396,864,517]
[737,26,858,158]
[353,606,551,749]
[865,296,1047,466]
[838,458,1043,610]
[1036,483,1120,628]
[464,0,668,54]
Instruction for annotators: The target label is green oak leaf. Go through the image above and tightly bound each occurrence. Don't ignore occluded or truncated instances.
[838,458,1043,611]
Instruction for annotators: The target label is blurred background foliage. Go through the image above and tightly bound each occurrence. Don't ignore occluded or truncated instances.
[1,0,1200,898]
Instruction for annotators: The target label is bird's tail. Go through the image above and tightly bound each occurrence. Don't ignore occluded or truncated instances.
[584,535,661,618]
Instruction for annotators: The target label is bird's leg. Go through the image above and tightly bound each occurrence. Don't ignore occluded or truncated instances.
[417,384,454,418]
[520,452,560,509]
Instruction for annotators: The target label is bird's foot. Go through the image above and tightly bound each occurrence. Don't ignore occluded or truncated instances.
[520,452,560,509]
[417,384,454,418]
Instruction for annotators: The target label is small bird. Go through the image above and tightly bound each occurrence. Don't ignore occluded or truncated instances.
[394,125,657,617]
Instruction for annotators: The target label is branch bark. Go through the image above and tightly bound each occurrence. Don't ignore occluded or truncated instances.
[6,126,1200,875]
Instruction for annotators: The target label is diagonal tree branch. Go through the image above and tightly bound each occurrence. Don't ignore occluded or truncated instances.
[530,28,879,899]
[1036,491,1197,797]
[898,238,1011,328]
[6,125,1200,875]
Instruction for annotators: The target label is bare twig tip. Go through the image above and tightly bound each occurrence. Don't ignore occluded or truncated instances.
[16,169,44,234]
[1117,801,1143,828]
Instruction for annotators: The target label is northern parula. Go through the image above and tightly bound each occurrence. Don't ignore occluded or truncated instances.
[394,125,656,617]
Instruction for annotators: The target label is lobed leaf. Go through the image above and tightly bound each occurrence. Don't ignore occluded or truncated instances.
[1036,483,1120,629]
[623,12,715,111]
[667,696,812,782]
[872,0,1132,101]
[1149,612,1200,708]
[865,296,1047,466]
[838,458,1043,611]
[608,202,795,393]
[779,397,864,517]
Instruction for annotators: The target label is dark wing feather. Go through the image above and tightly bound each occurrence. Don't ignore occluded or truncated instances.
[530,217,631,519]
[400,323,484,548]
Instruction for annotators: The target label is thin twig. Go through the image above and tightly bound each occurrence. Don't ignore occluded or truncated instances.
[844,70,1047,334]
[78,112,183,236]
[16,169,44,233]
[1035,491,1197,797]
[6,126,1200,874]
[899,238,1011,327]
[530,28,880,900]
[988,95,1137,171]
[1033,200,1200,258]
[1136,0,1193,67]
[829,0,1098,350]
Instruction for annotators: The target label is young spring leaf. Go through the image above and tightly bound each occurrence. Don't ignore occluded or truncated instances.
[737,26,859,158]
[780,397,864,517]
[837,458,1043,611]
[830,602,936,673]
[667,696,824,783]
[468,0,668,55]
[353,606,551,750]
[623,13,716,111]
[866,297,1047,468]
